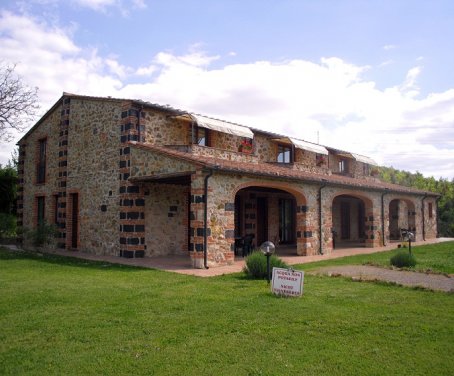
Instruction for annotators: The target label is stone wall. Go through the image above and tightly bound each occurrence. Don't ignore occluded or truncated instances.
[145,183,188,256]
[144,113,188,145]
[19,102,61,246]
[66,97,124,255]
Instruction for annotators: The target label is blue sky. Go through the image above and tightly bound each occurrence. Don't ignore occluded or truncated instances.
[1,0,453,178]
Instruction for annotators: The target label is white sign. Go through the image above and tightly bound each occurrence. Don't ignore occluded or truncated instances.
[271,267,304,297]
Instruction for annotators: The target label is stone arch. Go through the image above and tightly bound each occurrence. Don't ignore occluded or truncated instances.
[388,197,417,241]
[327,190,378,251]
[231,180,310,256]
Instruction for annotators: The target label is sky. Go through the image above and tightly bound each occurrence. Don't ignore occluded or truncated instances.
[1,0,453,179]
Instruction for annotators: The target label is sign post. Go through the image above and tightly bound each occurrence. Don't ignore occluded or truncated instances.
[271,267,304,297]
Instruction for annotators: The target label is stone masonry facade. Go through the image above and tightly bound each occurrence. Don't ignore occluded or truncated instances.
[18,94,439,268]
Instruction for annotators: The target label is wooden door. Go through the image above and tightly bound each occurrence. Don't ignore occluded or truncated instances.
[340,202,350,240]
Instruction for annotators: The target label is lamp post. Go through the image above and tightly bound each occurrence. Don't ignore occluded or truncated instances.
[407,231,415,255]
[260,241,275,284]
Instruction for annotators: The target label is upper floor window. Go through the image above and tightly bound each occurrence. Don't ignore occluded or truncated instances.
[277,145,293,164]
[196,127,210,147]
[37,138,47,183]
[339,158,348,173]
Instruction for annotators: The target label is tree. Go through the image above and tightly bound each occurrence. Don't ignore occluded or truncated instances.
[0,62,39,141]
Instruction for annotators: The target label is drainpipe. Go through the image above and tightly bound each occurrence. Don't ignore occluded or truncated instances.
[421,193,428,241]
[381,189,389,246]
[318,179,327,255]
[203,169,213,269]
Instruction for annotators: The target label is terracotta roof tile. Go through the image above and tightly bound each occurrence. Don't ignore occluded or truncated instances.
[129,142,438,196]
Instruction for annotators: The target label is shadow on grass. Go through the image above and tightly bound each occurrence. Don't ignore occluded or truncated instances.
[0,247,148,273]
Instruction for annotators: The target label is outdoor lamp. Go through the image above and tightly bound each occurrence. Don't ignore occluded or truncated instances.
[260,241,275,284]
[403,231,415,254]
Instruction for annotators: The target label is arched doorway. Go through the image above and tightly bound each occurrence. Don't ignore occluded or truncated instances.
[389,199,416,241]
[332,194,369,249]
[233,184,308,256]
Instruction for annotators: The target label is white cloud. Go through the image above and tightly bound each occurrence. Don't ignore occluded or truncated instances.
[383,44,397,50]
[1,11,453,179]
[71,0,147,13]
[73,0,116,11]
[136,64,157,76]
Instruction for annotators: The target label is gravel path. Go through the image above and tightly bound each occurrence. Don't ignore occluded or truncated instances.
[312,265,454,292]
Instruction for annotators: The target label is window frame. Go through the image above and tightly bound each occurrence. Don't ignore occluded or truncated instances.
[338,158,349,173]
[36,138,47,184]
[277,144,293,164]
[195,126,210,147]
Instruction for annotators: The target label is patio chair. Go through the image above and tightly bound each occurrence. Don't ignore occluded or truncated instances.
[242,234,255,257]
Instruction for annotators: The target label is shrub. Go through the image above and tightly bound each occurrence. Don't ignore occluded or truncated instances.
[0,213,16,240]
[390,250,417,268]
[28,222,58,247]
[244,250,289,279]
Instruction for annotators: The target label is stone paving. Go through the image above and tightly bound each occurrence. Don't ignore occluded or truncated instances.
[311,265,453,292]
[5,237,452,278]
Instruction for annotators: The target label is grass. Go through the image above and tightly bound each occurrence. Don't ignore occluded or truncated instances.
[0,245,453,375]
[296,241,454,275]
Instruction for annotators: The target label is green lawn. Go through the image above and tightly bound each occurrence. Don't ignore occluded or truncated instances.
[0,245,453,376]
[297,241,454,275]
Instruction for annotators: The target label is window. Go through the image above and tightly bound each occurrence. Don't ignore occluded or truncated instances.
[196,127,210,146]
[363,163,370,175]
[339,158,348,173]
[277,145,292,163]
[37,138,47,183]
[37,196,45,226]
[428,202,433,218]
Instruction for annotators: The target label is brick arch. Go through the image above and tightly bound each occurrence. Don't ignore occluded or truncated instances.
[231,180,307,205]
[231,180,310,256]
[388,197,417,241]
[328,190,378,250]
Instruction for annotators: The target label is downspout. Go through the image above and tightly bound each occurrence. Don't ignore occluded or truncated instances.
[318,180,327,255]
[381,189,388,246]
[421,193,428,241]
[203,169,213,269]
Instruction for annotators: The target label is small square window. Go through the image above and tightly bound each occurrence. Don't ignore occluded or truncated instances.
[37,138,47,183]
[277,145,292,163]
[339,159,348,173]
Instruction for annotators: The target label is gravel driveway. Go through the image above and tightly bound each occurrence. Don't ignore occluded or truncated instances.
[312,265,454,292]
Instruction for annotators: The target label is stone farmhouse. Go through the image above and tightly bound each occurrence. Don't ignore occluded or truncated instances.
[17,93,439,268]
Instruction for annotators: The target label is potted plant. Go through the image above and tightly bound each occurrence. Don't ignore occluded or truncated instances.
[239,139,253,154]
[316,155,326,166]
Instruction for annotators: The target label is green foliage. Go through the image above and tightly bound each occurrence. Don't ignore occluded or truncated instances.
[27,222,58,247]
[0,165,17,214]
[243,250,288,279]
[378,166,454,237]
[390,250,417,268]
[0,213,16,240]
